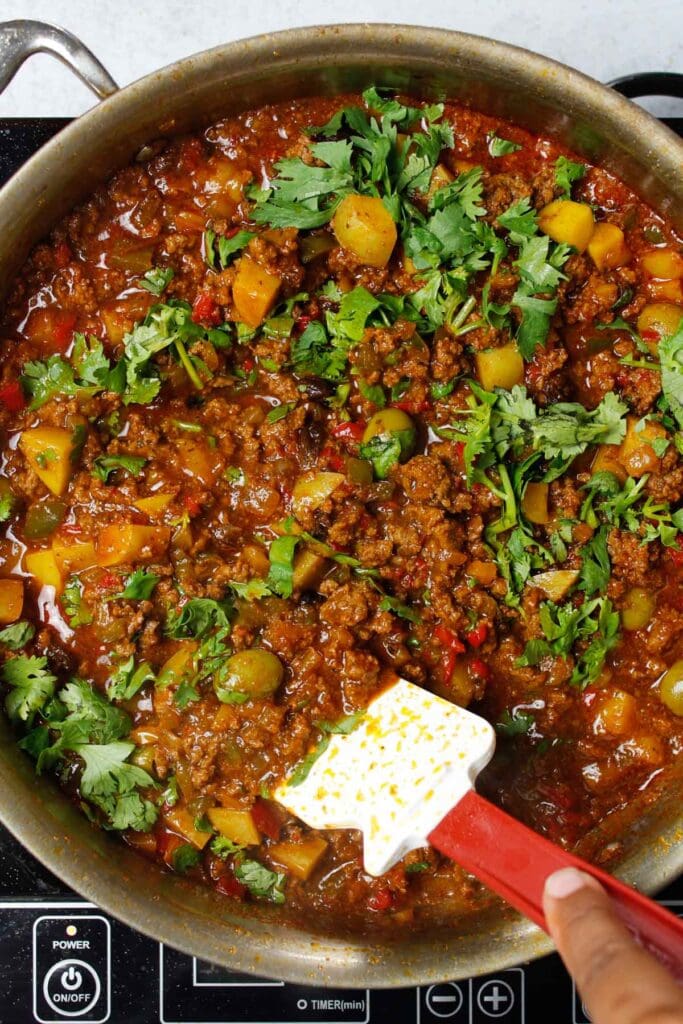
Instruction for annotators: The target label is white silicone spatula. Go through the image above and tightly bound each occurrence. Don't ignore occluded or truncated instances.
[274,677,683,976]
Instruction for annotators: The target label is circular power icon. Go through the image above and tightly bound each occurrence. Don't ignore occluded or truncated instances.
[476,979,515,1018]
[425,982,464,1018]
[43,959,101,1018]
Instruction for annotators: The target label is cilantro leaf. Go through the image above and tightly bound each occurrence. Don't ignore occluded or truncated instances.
[21,356,78,409]
[51,678,130,744]
[266,534,300,599]
[172,843,201,873]
[93,454,147,483]
[495,708,535,736]
[210,835,245,859]
[0,620,35,650]
[2,655,57,723]
[555,156,586,198]
[140,267,174,296]
[359,428,415,479]
[75,741,157,830]
[659,318,683,430]
[230,579,272,602]
[378,595,421,623]
[487,133,522,157]
[234,857,286,903]
[112,568,159,601]
[166,597,233,639]
[577,526,611,596]
[106,656,154,702]
[497,197,537,238]
[62,578,93,627]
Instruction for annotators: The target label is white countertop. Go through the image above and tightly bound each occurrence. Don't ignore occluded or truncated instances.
[0,0,681,116]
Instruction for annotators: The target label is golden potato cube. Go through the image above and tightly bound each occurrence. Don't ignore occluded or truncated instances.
[641,248,683,280]
[292,471,344,518]
[619,416,668,478]
[648,279,683,304]
[0,579,24,623]
[269,837,328,880]
[134,493,173,516]
[232,256,281,328]
[637,302,683,349]
[475,344,524,391]
[96,524,170,567]
[52,537,97,575]
[292,547,327,591]
[538,200,595,253]
[522,482,550,525]
[19,426,78,496]
[587,222,630,271]
[332,194,397,268]
[426,163,454,201]
[207,806,261,846]
[165,807,212,849]
[594,690,637,736]
[531,569,580,602]
[25,550,62,590]
[591,444,627,483]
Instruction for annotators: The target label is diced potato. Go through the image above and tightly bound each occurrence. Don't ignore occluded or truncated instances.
[444,659,475,708]
[25,550,62,590]
[521,482,549,525]
[475,344,524,391]
[648,279,683,304]
[241,543,270,577]
[531,569,580,602]
[96,524,170,567]
[426,163,454,201]
[467,560,497,586]
[0,579,23,623]
[637,302,683,347]
[591,444,627,484]
[173,208,206,233]
[292,471,344,518]
[453,159,475,173]
[269,837,328,881]
[165,806,212,849]
[134,493,173,516]
[641,249,683,280]
[618,417,668,478]
[587,223,630,271]
[207,805,260,846]
[177,440,220,486]
[52,537,97,575]
[232,256,281,328]
[622,586,656,631]
[19,427,78,496]
[156,643,197,689]
[538,200,595,253]
[332,194,397,268]
[292,547,327,591]
[594,690,637,736]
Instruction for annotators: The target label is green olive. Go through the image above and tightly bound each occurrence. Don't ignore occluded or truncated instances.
[24,497,66,540]
[362,408,415,444]
[622,587,656,631]
[659,659,683,716]
[214,648,284,704]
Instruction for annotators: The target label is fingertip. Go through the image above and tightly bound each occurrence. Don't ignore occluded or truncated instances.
[544,867,604,902]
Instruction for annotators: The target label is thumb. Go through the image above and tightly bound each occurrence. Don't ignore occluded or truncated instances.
[543,867,683,1024]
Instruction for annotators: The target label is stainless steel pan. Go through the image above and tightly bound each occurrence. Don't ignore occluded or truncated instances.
[0,19,681,988]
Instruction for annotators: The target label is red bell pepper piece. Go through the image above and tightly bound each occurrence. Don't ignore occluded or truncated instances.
[0,381,26,412]
[183,493,203,518]
[251,797,282,842]
[52,311,77,354]
[668,536,683,568]
[465,622,488,648]
[434,624,466,681]
[367,887,394,912]
[192,292,221,326]
[216,872,247,900]
[469,658,492,682]
[331,421,366,443]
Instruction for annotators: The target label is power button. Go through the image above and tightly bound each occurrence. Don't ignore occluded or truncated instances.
[33,916,110,1023]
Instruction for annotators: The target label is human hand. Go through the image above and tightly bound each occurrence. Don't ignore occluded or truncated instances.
[543,867,683,1024]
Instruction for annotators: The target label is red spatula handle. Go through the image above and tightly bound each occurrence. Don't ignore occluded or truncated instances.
[429,790,683,977]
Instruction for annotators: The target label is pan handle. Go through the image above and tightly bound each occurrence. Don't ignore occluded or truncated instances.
[0,20,118,100]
